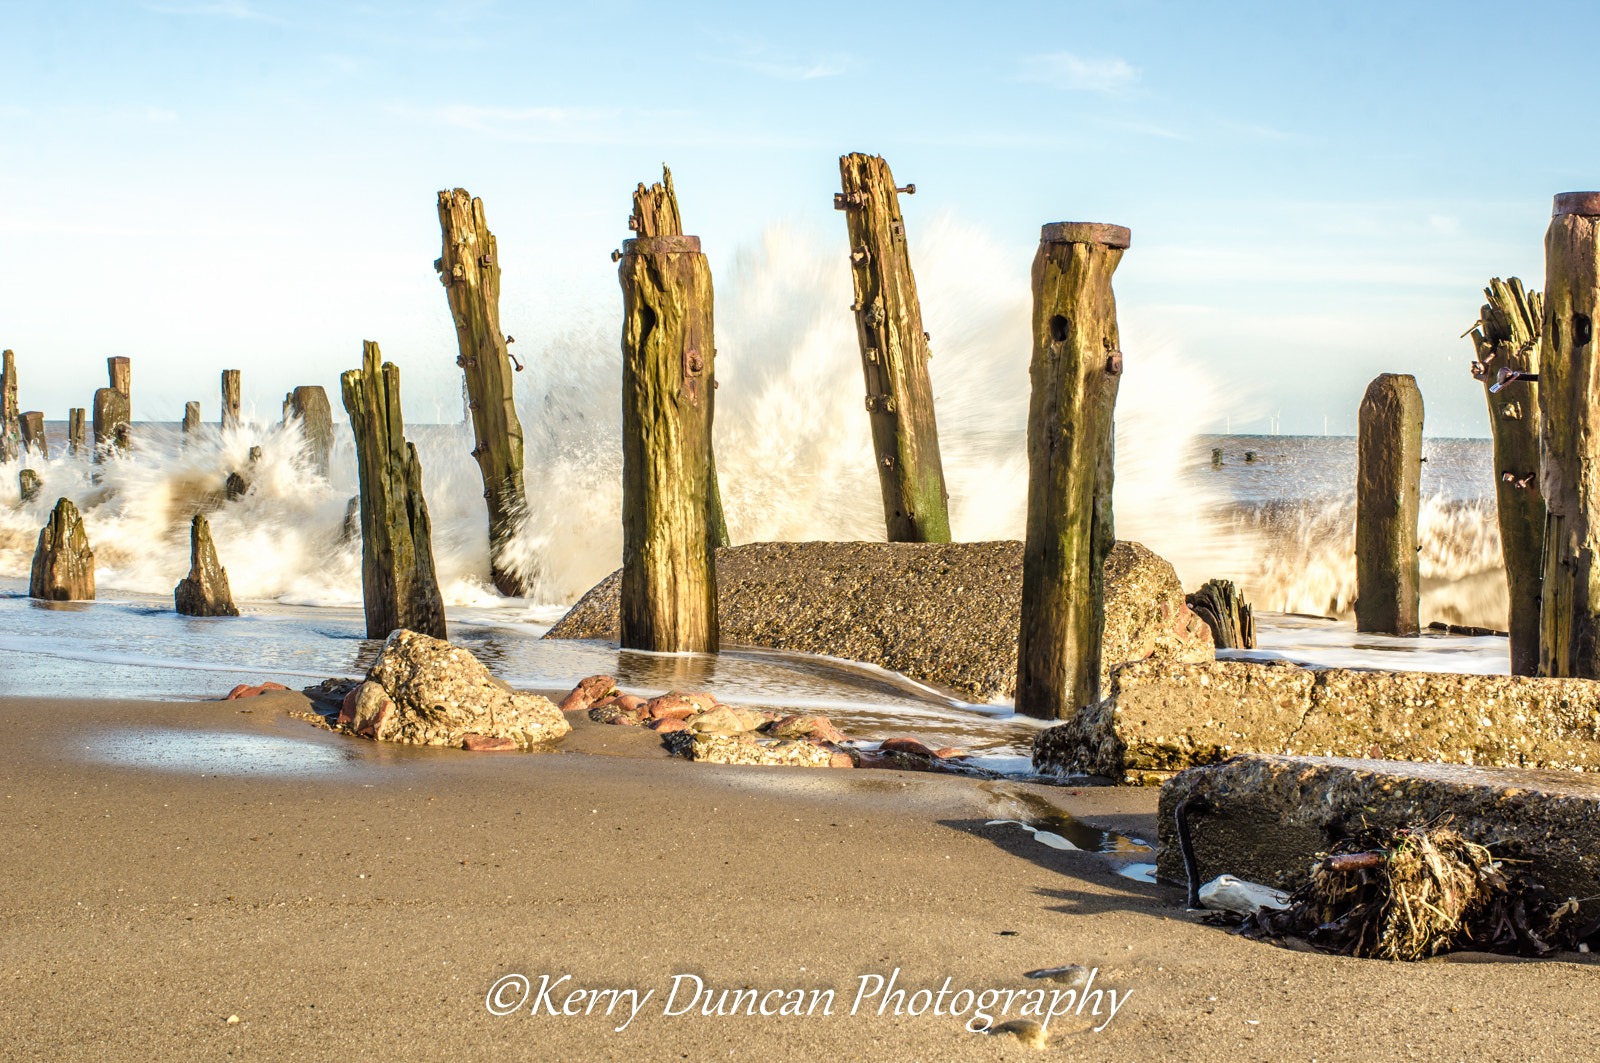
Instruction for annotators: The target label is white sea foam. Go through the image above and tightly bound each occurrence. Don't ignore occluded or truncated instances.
[0,219,1509,630]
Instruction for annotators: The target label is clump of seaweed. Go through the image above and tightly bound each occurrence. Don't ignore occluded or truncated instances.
[1214,820,1600,960]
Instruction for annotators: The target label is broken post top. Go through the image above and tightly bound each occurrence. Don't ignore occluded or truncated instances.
[435,188,502,300]
[1472,277,1542,350]
[1039,222,1132,249]
[630,166,682,237]
[107,357,130,398]
[1553,192,1600,218]
[835,152,914,211]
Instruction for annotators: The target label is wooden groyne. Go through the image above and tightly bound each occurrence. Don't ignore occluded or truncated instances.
[836,153,951,543]
[616,168,720,653]
[1015,222,1129,720]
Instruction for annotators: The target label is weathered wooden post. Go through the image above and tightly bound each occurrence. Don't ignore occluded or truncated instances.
[616,171,720,653]
[19,468,41,504]
[107,357,130,400]
[30,497,95,601]
[1468,277,1544,674]
[291,386,334,478]
[0,350,18,463]
[174,514,239,617]
[837,154,951,542]
[340,340,448,640]
[182,401,200,445]
[1355,374,1424,636]
[435,188,531,596]
[92,358,130,455]
[19,412,46,458]
[623,168,730,549]
[67,409,85,456]
[221,370,241,429]
[1538,192,1600,677]
[1015,222,1128,720]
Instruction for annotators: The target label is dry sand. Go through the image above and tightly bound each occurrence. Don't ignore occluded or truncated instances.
[1,691,1596,1062]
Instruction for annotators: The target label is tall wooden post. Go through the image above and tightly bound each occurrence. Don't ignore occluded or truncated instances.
[19,412,46,458]
[67,409,85,456]
[92,357,130,455]
[0,350,18,463]
[1355,374,1424,635]
[1015,222,1128,720]
[291,386,334,477]
[1468,277,1544,674]
[625,168,729,548]
[836,154,951,543]
[617,181,719,653]
[340,341,447,641]
[1539,192,1600,677]
[435,189,531,596]
[221,370,241,429]
[182,401,200,445]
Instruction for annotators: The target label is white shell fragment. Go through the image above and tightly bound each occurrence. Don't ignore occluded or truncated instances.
[1198,874,1290,915]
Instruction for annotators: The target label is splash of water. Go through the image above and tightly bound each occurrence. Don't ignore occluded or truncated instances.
[503,218,1234,604]
[0,219,1508,631]
[1242,495,1506,627]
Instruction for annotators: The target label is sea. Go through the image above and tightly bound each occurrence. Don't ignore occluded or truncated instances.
[0,228,1519,773]
[0,416,1512,776]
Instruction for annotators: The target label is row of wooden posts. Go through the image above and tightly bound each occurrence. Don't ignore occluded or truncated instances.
[26,166,1600,717]
[0,353,336,468]
[594,161,1128,721]
[6,153,1125,721]
[1353,192,1600,684]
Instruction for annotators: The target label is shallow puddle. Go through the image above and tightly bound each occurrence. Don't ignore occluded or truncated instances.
[1116,862,1159,883]
[79,728,361,777]
[981,784,1151,853]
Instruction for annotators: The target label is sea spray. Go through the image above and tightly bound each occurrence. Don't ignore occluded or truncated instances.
[500,219,1238,604]
[0,220,1511,629]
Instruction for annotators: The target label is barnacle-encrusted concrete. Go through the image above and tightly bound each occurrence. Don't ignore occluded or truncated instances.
[545,540,1213,703]
[1033,659,1600,785]
[1154,754,1600,903]
[663,731,841,768]
[349,629,570,750]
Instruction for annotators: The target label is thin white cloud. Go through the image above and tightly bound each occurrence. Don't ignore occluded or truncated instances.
[145,1,283,22]
[729,56,846,81]
[1018,51,1140,94]
[394,105,649,145]
[705,33,848,81]
[1102,118,1188,141]
[394,102,823,150]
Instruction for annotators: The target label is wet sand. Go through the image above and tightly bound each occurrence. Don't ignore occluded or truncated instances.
[2,692,1596,1062]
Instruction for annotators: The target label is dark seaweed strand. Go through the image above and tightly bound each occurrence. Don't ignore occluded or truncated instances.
[1175,796,1208,909]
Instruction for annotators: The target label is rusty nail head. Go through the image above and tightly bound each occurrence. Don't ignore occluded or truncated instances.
[896,184,915,195]
[833,193,848,210]
[611,250,623,262]
[628,216,640,231]
[1106,353,1123,374]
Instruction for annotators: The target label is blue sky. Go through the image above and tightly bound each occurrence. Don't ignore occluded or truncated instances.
[1,1,1591,435]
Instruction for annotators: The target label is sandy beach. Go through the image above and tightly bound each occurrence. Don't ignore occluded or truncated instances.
[2,691,1596,1063]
